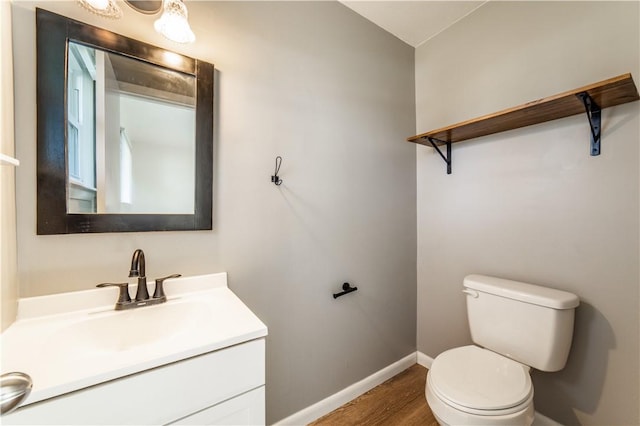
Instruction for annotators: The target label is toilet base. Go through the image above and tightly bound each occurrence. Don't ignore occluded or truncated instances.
[426,380,535,426]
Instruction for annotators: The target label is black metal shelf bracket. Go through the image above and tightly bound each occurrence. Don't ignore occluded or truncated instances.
[576,92,602,156]
[426,137,452,174]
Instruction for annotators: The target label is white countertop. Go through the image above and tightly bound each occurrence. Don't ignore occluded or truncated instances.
[0,273,267,407]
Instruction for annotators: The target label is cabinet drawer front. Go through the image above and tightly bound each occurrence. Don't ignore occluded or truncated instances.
[4,339,265,425]
[170,386,265,425]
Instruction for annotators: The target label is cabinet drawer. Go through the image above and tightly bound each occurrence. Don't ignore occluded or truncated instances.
[4,339,265,425]
[170,386,265,425]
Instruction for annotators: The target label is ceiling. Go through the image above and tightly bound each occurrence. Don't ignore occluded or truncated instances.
[339,1,487,47]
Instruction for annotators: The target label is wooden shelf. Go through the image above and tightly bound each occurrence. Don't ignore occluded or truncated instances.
[408,73,639,147]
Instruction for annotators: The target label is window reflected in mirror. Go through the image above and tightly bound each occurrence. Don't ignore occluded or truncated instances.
[66,41,196,215]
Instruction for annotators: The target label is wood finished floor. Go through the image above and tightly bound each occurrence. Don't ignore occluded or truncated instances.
[309,364,438,426]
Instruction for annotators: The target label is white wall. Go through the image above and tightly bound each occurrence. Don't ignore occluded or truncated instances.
[120,94,195,214]
[1,0,18,331]
[12,1,416,423]
[415,2,639,425]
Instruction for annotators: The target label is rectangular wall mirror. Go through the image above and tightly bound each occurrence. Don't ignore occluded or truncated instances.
[37,9,213,234]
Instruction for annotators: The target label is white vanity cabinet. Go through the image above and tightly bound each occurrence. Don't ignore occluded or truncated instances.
[3,338,265,425]
[1,273,268,426]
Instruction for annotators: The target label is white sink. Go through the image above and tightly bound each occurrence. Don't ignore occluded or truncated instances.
[47,298,209,354]
[0,273,267,407]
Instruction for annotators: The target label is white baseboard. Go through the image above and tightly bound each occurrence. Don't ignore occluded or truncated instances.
[273,350,562,426]
[416,351,434,369]
[273,352,417,425]
[533,411,563,426]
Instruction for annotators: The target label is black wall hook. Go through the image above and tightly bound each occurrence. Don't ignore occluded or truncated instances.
[333,282,358,299]
[271,156,283,185]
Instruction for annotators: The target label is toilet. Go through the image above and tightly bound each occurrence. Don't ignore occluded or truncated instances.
[425,274,579,426]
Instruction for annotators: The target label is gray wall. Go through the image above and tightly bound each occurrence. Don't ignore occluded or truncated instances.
[415,2,639,425]
[12,1,416,423]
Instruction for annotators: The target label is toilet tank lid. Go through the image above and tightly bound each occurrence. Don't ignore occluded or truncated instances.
[464,275,579,309]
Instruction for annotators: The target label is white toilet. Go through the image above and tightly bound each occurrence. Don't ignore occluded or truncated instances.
[425,274,579,426]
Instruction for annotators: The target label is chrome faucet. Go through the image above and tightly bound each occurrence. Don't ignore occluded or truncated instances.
[97,249,181,310]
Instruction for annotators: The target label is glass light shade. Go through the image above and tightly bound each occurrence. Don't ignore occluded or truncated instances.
[154,0,195,44]
[77,0,123,19]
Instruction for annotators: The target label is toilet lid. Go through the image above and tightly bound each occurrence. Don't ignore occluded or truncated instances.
[429,345,532,412]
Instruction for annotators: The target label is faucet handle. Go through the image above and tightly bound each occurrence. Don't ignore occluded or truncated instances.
[97,282,131,304]
[153,274,182,300]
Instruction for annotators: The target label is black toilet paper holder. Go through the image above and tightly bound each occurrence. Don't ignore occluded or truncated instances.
[333,282,358,299]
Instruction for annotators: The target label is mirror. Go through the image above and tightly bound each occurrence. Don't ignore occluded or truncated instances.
[36,9,213,234]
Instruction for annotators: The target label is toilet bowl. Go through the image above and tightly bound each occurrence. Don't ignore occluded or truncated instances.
[424,275,579,426]
[425,345,535,426]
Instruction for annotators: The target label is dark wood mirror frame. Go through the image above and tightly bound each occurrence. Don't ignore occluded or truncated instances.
[36,8,214,234]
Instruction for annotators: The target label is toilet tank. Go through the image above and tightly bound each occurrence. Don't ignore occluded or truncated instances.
[464,275,579,372]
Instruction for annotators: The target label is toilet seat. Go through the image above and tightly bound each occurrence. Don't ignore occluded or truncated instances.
[428,345,533,416]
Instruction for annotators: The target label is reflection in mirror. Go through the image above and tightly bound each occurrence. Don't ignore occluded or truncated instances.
[67,42,196,214]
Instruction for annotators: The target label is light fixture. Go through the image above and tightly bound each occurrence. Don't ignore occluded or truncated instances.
[77,1,195,45]
[77,0,123,19]
[125,1,163,15]
[154,0,195,44]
